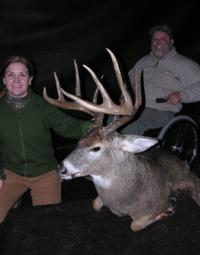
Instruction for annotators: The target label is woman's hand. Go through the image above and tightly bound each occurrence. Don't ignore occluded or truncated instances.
[0,179,4,191]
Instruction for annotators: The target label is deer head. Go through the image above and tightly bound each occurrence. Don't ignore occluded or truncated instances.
[43,48,158,180]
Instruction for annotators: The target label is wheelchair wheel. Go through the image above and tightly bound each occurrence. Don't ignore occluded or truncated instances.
[158,115,199,166]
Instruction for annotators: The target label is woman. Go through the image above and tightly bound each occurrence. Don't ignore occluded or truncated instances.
[0,56,92,223]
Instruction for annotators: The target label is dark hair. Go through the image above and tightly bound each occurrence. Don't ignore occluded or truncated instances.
[149,24,173,40]
[1,56,35,77]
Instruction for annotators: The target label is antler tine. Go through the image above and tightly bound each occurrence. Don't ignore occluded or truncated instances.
[83,64,113,105]
[132,68,142,112]
[53,71,65,101]
[92,87,99,104]
[105,68,142,133]
[105,48,133,111]
[43,70,95,116]
[61,64,114,114]
[43,71,64,104]
[91,87,104,128]
[74,59,81,97]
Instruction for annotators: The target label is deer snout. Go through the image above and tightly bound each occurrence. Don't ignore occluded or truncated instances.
[58,160,81,180]
[57,162,72,180]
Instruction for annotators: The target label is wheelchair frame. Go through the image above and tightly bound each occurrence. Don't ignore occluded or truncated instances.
[158,115,199,166]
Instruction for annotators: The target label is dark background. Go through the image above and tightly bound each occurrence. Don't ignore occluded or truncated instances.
[1,0,200,100]
[2,2,200,254]
[1,0,200,178]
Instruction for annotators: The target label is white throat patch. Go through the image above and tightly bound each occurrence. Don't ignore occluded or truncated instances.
[92,175,111,189]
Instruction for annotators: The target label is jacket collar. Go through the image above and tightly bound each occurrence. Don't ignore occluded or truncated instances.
[5,89,32,109]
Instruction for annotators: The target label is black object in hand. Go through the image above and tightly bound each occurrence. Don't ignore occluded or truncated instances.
[156,98,168,103]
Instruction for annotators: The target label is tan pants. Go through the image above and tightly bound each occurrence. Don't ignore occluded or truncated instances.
[0,169,61,223]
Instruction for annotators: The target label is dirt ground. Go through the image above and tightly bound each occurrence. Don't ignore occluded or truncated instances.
[1,159,200,255]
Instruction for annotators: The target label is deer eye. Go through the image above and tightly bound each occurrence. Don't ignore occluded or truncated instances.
[90,146,101,152]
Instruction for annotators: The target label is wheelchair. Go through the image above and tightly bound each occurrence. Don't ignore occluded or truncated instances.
[157,115,199,167]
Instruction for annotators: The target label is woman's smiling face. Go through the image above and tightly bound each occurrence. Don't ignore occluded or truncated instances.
[3,62,32,98]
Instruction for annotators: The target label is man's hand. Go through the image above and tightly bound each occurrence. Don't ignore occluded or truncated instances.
[0,179,4,191]
[165,91,181,105]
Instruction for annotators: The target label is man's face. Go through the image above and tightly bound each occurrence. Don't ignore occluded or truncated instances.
[151,31,174,59]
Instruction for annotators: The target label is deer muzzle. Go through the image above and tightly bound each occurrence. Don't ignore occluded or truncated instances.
[57,161,81,180]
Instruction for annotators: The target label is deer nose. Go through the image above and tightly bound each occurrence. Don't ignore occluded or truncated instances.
[57,162,72,180]
[57,162,67,175]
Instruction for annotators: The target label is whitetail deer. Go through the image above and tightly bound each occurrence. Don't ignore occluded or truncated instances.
[43,49,200,231]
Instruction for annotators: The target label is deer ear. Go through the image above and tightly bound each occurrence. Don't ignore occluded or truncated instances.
[119,135,158,153]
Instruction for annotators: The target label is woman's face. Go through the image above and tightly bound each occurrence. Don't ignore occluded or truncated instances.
[3,62,32,98]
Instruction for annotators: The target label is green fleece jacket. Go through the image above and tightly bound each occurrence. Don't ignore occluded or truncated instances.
[0,90,91,179]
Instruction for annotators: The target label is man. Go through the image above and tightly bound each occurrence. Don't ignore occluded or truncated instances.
[121,24,200,135]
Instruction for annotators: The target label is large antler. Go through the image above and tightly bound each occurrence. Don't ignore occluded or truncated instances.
[43,48,142,132]
[43,61,97,117]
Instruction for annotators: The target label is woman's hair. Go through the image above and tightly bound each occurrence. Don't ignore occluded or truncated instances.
[1,56,35,77]
[149,24,174,40]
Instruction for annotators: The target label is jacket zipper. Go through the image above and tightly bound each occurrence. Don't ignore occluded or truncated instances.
[18,109,28,176]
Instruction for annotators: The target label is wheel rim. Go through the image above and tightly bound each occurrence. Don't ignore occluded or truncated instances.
[161,121,199,165]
